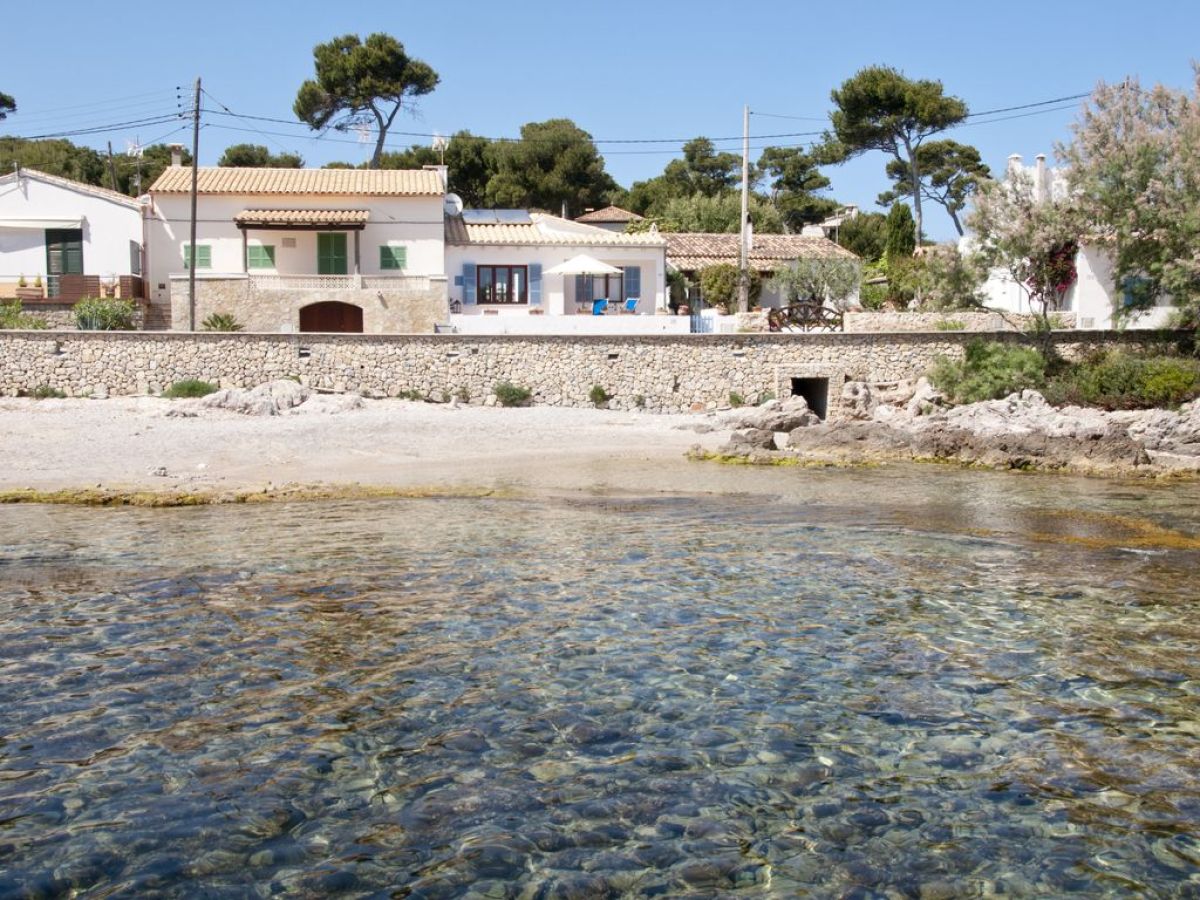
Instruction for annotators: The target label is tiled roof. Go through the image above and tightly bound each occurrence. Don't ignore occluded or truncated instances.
[0,168,141,208]
[664,232,858,271]
[446,212,666,246]
[149,166,443,196]
[234,208,370,226]
[574,204,643,224]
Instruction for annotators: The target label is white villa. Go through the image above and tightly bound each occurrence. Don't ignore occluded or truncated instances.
[145,159,449,332]
[0,168,145,304]
[971,153,1176,329]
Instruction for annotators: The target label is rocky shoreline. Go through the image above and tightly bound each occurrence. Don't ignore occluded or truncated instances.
[703,380,1200,477]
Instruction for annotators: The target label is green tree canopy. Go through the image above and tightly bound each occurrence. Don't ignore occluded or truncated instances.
[0,92,14,121]
[217,143,303,168]
[294,33,439,169]
[374,130,493,206]
[757,146,837,231]
[624,136,746,217]
[825,65,968,244]
[884,202,917,263]
[484,119,618,216]
[0,137,105,185]
[770,257,862,310]
[699,263,762,312]
[649,192,783,234]
[835,211,888,261]
[878,139,990,236]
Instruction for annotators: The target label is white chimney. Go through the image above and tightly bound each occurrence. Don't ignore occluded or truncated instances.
[1006,153,1023,181]
[169,144,184,167]
[1034,154,1047,203]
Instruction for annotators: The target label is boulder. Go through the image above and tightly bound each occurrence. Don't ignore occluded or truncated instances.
[840,381,877,420]
[201,380,311,416]
[719,428,778,453]
[724,395,820,432]
[906,377,945,417]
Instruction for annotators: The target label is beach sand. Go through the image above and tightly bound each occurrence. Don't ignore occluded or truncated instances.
[0,397,733,500]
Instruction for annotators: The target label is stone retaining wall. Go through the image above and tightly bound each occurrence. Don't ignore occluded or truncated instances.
[844,310,1077,333]
[0,329,1181,416]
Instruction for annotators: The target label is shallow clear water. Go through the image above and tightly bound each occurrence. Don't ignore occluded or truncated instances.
[2,468,1199,897]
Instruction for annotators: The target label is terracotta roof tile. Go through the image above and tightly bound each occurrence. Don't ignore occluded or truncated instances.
[149,166,443,196]
[664,232,858,271]
[234,208,369,226]
[574,205,643,224]
[0,168,141,208]
[446,212,665,247]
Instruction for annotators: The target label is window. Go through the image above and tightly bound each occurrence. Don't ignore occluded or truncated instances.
[574,267,639,303]
[477,265,528,304]
[183,244,211,269]
[380,245,407,270]
[590,272,624,303]
[246,244,275,269]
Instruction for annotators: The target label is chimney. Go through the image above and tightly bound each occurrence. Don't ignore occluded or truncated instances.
[1006,153,1023,182]
[1034,153,1048,203]
[169,143,184,167]
[422,163,448,191]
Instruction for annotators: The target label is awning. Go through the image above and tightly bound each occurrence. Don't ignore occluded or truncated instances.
[234,209,369,230]
[544,253,623,276]
[0,217,83,229]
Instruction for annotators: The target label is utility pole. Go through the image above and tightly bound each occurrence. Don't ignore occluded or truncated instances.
[188,77,201,331]
[105,142,119,193]
[737,104,750,313]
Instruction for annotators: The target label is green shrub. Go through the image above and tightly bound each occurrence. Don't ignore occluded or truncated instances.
[935,319,966,331]
[0,300,48,330]
[26,385,66,399]
[75,297,135,331]
[698,263,762,312]
[455,386,471,403]
[589,384,610,407]
[633,394,646,408]
[728,391,745,407]
[1044,351,1200,410]
[930,340,1047,404]
[494,382,532,407]
[163,379,218,399]
[201,312,244,332]
[395,388,425,401]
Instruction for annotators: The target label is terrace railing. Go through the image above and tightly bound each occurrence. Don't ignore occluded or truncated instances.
[249,274,434,292]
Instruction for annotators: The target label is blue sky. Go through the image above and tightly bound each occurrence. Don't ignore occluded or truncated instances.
[4,0,1199,240]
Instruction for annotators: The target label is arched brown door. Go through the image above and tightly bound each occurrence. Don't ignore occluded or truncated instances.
[299,301,364,333]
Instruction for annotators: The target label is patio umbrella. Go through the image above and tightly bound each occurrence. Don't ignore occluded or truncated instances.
[544,254,622,276]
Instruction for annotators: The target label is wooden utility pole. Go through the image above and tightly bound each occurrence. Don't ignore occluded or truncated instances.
[187,77,201,331]
[737,104,750,313]
[105,142,119,192]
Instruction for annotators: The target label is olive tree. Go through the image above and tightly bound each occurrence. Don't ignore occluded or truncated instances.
[294,33,439,169]
[769,257,862,311]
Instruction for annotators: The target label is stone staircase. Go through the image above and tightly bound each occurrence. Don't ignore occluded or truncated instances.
[141,300,172,331]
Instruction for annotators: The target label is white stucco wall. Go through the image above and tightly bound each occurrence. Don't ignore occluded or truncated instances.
[444,243,667,316]
[0,173,143,289]
[146,193,446,305]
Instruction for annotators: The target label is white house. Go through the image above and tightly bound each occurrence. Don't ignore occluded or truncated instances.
[145,159,449,333]
[0,167,144,303]
[444,211,672,333]
[972,153,1175,329]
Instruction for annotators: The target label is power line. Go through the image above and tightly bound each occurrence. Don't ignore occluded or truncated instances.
[4,89,178,120]
[200,88,305,160]
[11,114,187,141]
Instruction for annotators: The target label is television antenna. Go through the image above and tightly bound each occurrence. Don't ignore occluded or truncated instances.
[431,131,448,165]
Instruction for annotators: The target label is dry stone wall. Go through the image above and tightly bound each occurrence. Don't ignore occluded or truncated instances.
[844,311,1078,333]
[0,330,1180,415]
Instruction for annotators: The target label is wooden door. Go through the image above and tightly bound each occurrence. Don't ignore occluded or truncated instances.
[46,228,83,298]
[299,301,363,333]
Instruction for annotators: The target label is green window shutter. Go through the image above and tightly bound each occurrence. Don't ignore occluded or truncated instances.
[317,233,348,275]
[247,245,275,269]
[624,266,641,300]
[380,245,407,270]
[183,244,211,269]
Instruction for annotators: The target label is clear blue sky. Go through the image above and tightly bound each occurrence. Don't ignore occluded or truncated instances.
[4,0,1198,240]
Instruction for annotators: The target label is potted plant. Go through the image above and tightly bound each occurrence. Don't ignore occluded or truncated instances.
[14,275,42,302]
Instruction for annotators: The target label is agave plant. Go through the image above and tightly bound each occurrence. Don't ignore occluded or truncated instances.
[201,312,244,332]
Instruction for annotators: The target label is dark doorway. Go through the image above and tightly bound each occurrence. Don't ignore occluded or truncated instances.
[791,377,829,420]
[299,301,363,333]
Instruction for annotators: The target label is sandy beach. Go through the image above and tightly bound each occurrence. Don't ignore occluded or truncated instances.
[0,395,734,500]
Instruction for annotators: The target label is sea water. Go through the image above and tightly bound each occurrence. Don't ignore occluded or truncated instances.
[1,467,1198,896]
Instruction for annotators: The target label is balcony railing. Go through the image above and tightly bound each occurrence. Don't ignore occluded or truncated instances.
[249,274,434,292]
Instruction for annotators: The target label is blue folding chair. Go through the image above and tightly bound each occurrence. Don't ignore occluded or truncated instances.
[591,298,609,316]
[622,297,639,314]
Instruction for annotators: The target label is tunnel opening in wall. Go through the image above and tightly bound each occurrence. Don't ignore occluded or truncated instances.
[790,377,829,420]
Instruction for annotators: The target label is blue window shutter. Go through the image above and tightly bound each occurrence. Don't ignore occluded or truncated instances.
[624,265,641,300]
[463,262,476,305]
[529,264,542,306]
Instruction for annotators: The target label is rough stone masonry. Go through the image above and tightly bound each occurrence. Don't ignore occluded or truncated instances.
[0,330,1179,416]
